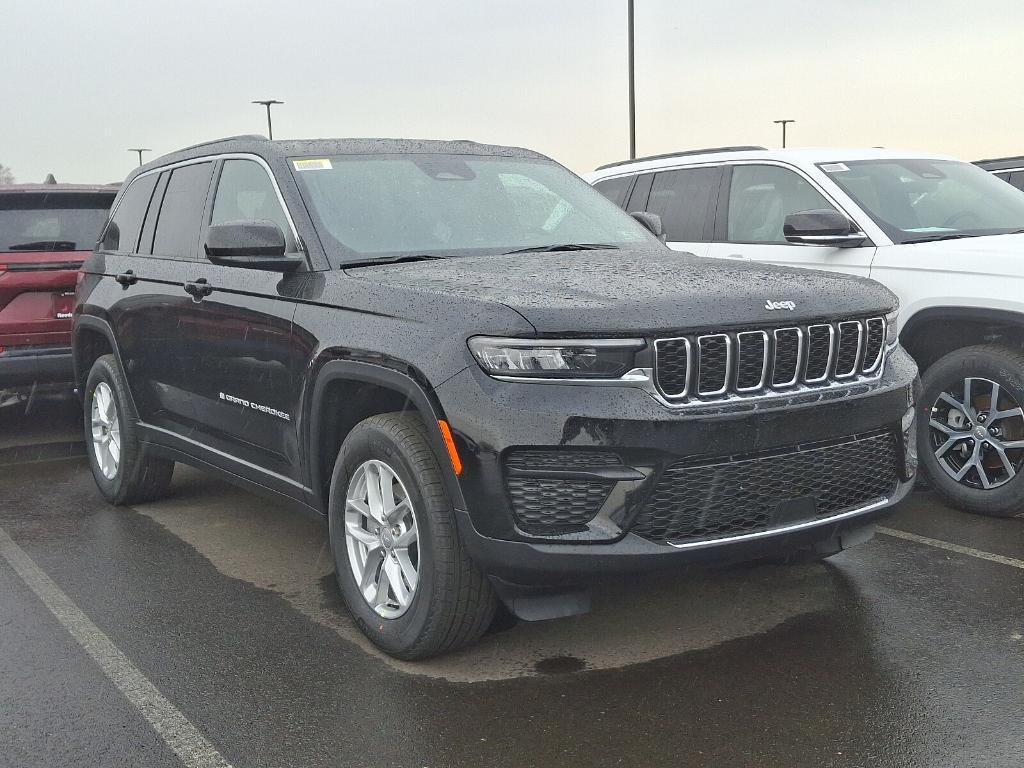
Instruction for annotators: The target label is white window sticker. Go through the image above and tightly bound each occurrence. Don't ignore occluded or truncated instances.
[292,158,333,171]
[820,162,850,173]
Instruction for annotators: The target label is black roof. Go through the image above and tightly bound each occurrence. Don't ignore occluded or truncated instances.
[135,135,548,176]
[595,146,767,172]
[975,155,1024,171]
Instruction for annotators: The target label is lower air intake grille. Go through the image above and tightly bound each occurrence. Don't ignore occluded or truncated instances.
[504,450,620,533]
[630,432,899,545]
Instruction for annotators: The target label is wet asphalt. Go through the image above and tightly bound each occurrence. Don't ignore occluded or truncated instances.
[1,400,1023,767]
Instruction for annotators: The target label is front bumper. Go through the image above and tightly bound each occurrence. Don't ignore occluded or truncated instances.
[0,345,74,388]
[435,347,919,582]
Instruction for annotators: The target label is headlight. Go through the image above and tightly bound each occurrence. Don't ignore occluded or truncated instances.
[885,308,899,347]
[468,337,645,379]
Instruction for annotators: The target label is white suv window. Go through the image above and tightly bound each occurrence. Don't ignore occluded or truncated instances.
[728,164,838,244]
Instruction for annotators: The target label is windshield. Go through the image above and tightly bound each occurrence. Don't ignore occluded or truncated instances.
[290,153,655,263]
[0,192,114,252]
[819,159,1024,244]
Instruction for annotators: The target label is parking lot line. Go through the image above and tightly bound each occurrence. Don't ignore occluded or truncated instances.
[878,526,1024,570]
[0,525,233,768]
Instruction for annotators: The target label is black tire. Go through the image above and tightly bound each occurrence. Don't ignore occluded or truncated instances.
[84,354,174,505]
[917,344,1024,518]
[328,412,496,660]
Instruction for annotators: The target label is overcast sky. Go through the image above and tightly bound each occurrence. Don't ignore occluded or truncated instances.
[3,0,1022,184]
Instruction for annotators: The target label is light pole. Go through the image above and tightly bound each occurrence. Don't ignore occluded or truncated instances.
[773,119,795,148]
[127,148,151,167]
[252,99,284,140]
[627,0,636,159]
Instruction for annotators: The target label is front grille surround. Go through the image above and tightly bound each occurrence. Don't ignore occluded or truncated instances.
[653,316,887,404]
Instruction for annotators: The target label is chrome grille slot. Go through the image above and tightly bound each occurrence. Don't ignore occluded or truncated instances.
[772,328,802,387]
[862,318,885,373]
[653,337,691,398]
[835,321,863,378]
[735,331,768,392]
[652,316,888,405]
[696,334,731,395]
[804,324,834,383]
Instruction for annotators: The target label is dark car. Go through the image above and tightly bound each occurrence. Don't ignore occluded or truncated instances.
[74,136,918,659]
[975,155,1024,191]
[1,182,117,399]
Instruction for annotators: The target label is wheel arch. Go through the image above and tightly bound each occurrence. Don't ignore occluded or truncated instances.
[72,316,138,417]
[307,360,466,515]
[900,306,1024,373]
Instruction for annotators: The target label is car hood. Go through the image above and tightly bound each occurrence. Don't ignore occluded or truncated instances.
[345,248,897,334]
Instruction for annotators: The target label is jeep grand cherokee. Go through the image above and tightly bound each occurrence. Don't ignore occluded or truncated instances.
[74,136,918,659]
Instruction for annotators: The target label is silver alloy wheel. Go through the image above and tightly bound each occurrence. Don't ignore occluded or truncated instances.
[344,459,420,619]
[929,376,1024,490]
[91,381,121,481]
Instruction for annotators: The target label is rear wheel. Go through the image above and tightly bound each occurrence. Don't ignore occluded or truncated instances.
[328,412,496,660]
[918,345,1024,517]
[84,354,174,505]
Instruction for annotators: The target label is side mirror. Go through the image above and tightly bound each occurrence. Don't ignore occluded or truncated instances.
[630,211,666,242]
[783,209,867,248]
[205,220,302,271]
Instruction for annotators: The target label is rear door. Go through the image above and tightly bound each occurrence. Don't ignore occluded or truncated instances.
[642,166,722,257]
[707,163,875,276]
[174,158,306,484]
[101,163,215,435]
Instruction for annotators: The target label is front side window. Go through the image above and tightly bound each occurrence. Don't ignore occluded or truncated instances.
[290,154,655,263]
[151,162,215,260]
[210,160,295,251]
[727,165,838,244]
[820,159,1024,243]
[646,167,719,243]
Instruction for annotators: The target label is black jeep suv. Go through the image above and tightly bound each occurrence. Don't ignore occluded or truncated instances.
[74,136,918,659]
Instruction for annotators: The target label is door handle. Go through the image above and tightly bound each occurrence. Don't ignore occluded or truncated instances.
[183,278,213,301]
[114,270,138,287]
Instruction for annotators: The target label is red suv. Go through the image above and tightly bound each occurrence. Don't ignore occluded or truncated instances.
[1,183,117,396]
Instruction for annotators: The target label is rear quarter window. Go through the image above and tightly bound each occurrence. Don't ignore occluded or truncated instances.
[102,175,159,253]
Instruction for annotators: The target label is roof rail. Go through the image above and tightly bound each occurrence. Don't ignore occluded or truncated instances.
[173,134,268,154]
[595,145,767,172]
[975,155,1024,167]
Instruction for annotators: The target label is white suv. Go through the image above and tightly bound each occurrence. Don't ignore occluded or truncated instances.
[588,147,1024,517]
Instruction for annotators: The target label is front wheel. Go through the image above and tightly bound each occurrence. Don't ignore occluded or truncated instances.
[917,345,1024,517]
[328,413,496,660]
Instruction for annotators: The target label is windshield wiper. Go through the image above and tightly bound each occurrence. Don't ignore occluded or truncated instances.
[502,243,621,255]
[7,240,78,251]
[342,254,446,268]
[902,233,978,244]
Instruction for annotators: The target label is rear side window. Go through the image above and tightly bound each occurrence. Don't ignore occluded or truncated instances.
[593,176,632,207]
[151,162,215,260]
[0,191,116,253]
[1010,171,1024,192]
[210,160,295,251]
[727,164,836,244]
[102,175,157,252]
[646,168,720,242]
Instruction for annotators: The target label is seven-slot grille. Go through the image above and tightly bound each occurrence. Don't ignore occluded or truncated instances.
[654,316,886,401]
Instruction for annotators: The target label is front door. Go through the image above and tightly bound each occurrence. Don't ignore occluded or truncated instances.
[175,158,307,484]
[707,163,876,276]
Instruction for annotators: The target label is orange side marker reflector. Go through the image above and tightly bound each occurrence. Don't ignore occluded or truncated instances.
[437,419,463,476]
